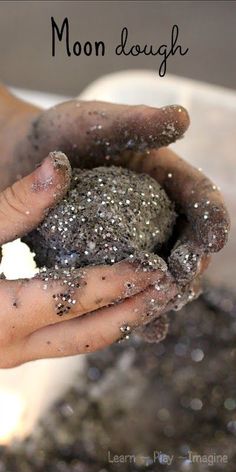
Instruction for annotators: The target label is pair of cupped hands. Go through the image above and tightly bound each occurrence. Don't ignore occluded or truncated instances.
[0,85,230,367]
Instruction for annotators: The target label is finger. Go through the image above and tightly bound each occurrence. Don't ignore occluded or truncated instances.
[22,101,189,168]
[135,262,203,342]
[135,314,170,344]
[0,257,169,339]
[166,276,202,312]
[168,222,211,284]
[136,275,202,342]
[17,280,178,363]
[128,147,230,253]
[0,151,71,245]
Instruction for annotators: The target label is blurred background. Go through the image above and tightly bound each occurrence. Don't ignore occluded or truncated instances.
[0,0,235,95]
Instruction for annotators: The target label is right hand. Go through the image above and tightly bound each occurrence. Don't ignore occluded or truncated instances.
[0,152,178,368]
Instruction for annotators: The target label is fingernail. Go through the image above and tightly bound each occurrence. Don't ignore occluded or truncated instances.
[50,151,71,174]
[198,254,211,275]
[168,243,202,284]
[33,152,71,192]
[204,221,230,253]
[35,156,53,184]
[136,314,169,343]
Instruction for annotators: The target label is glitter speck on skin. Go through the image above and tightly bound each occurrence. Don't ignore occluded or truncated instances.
[36,266,87,315]
[120,325,131,332]
[119,324,132,341]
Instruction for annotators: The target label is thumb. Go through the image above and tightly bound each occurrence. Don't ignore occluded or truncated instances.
[0,151,71,245]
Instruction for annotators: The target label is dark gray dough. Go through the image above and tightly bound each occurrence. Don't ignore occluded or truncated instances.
[24,166,176,269]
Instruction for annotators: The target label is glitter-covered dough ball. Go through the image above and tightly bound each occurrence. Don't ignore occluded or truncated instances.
[25,166,176,268]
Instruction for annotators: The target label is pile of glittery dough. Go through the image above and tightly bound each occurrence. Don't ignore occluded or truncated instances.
[25,165,176,269]
[23,164,176,340]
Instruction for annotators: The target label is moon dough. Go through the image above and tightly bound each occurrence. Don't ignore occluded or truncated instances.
[24,165,176,269]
